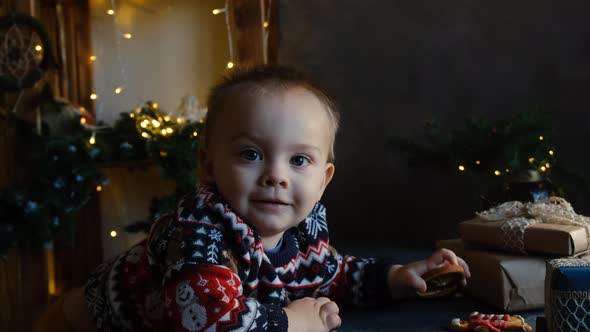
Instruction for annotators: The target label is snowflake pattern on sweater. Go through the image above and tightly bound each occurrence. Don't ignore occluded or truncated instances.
[85,185,395,331]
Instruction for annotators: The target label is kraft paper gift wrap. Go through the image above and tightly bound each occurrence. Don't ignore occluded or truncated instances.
[460,219,588,257]
[463,197,590,257]
[545,258,590,332]
[437,239,545,312]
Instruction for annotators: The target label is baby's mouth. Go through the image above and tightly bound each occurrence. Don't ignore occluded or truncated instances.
[251,199,291,211]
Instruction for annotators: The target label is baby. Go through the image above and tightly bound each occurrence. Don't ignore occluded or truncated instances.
[38,65,470,332]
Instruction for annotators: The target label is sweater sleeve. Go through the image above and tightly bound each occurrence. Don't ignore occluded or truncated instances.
[165,264,287,331]
[319,247,396,307]
[148,216,288,331]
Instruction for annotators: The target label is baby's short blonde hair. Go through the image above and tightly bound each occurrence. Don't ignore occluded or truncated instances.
[204,64,339,163]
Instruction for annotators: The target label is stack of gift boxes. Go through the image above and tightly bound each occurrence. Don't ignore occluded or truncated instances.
[437,197,590,331]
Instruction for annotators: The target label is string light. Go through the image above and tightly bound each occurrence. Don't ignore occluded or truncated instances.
[151,119,161,128]
[505,169,510,173]
[166,127,173,134]
[110,230,117,237]
[528,157,535,163]
[152,102,158,109]
[141,132,150,138]
[545,163,550,168]
[160,151,168,157]
[261,0,273,63]
[35,45,42,51]
[80,117,87,125]
[164,116,171,121]
[90,93,98,100]
[192,131,198,137]
[540,166,547,172]
[89,133,96,145]
[129,113,135,118]
[475,160,481,165]
[539,135,544,141]
[109,0,129,102]
[213,0,235,69]
[89,55,96,62]
[494,170,501,176]
[96,185,103,192]
[549,150,554,156]
[458,165,465,171]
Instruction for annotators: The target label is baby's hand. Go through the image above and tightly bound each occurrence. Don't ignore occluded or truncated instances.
[387,248,471,299]
[284,297,341,332]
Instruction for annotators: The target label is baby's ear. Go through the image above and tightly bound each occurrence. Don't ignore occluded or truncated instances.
[318,163,335,198]
[198,148,214,183]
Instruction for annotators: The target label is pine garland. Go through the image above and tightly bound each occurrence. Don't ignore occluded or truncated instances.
[0,101,204,252]
[389,110,588,205]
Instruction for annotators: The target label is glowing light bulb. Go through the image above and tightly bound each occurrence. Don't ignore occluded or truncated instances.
[539,135,544,141]
[549,150,554,156]
[475,160,481,165]
[505,169,510,173]
[110,230,117,237]
[545,163,550,168]
[212,8,225,15]
[494,170,501,176]
[89,133,96,145]
[90,55,96,61]
[141,132,150,138]
[263,21,269,28]
[193,131,198,137]
[35,45,42,51]
[129,113,135,118]
[152,102,158,109]
[227,61,235,69]
[164,116,171,121]
[540,166,547,172]
[161,129,167,135]
[528,157,535,163]
[90,93,97,100]
[123,33,132,39]
[152,120,161,128]
[115,87,123,94]
[458,165,465,171]
[107,9,115,15]
[80,117,87,125]
[96,185,103,192]
[166,127,173,134]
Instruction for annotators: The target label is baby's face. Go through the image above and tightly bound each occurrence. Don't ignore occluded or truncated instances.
[203,87,334,242]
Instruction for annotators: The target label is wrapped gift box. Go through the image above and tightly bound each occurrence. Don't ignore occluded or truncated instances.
[460,218,588,257]
[436,239,545,312]
[545,258,590,331]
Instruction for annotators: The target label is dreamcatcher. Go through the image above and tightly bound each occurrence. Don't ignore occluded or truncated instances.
[0,12,57,90]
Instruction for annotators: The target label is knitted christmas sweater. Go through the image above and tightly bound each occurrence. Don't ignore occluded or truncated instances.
[85,185,394,331]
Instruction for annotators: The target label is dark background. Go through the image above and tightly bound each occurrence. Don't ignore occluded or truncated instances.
[277,0,590,247]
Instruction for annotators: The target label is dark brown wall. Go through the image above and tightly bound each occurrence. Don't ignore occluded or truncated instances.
[277,0,590,247]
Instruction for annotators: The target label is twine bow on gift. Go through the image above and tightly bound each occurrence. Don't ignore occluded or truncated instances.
[476,197,590,255]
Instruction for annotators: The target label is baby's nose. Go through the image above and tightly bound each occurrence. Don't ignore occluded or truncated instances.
[260,164,288,188]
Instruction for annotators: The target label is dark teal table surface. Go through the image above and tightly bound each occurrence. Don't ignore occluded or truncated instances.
[336,246,543,331]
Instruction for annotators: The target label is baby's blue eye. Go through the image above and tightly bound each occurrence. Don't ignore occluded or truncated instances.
[290,155,309,166]
[240,149,261,161]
